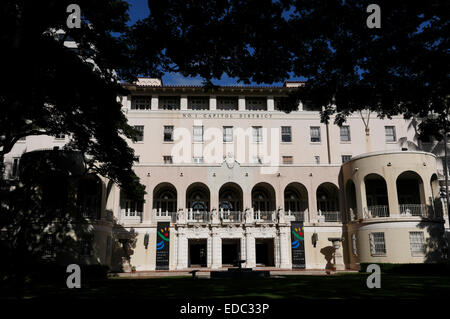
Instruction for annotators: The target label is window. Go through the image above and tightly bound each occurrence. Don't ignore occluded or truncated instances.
[340,126,351,142]
[193,126,203,142]
[281,126,292,142]
[409,231,426,256]
[131,96,151,110]
[163,156,173,164]
[217,97,238,110]
[188,96,209,110]
[282,156,293,164]
[223,126,233,142]
[385,126,396,142]
[164,125,174,142]
[193,157,204,164]
[159,96,180,110]
[12,158,20,178]
[369,232,386,256]
[351,233,358,256]
[252,126,263,143]
[314,156,320,164]
[246,97,267,111]
[341,155,352,163]
[310,126,321,142]
[55,133,65,140]
[133,125,144,142]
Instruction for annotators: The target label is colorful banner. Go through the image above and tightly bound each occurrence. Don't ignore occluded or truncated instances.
[291,222,306,268]
[156,222,170,270]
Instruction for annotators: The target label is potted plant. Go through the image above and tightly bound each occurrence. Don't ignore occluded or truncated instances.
[131,266,136,273]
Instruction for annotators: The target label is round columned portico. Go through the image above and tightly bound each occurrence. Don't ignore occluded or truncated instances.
[342,151,447,267]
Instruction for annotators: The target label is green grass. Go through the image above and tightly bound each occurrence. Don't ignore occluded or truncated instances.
[2,273,450,299]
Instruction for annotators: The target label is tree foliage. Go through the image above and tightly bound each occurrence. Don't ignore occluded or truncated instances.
[130,0,448,124]
[0,0,144,197]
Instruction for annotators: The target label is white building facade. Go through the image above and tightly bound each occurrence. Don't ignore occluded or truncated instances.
[3,79,449,271]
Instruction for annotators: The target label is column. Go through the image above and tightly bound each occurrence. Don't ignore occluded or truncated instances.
[279,227,291,268]
[238,96,246,111]
[386,179,400,215]
[151,95,158,110]
[267,96,274,111]
[211,229,222,269]
[176,231,188,269]
[355,178,367,219]
[180,96,188,110]
[245,231,256,268]
[210,95,217,111]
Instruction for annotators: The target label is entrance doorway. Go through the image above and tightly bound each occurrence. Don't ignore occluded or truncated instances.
[188,239,207,267]
[222,239,241,266]
[255,238,275,266]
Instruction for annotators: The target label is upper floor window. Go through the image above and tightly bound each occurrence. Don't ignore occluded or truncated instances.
[163,156,173,164]
[131,96,151,110]
[246,97,267,111]
[217,97,238,110]
[282,156,293,164]
[188,96,209,110]
[223,126,233,142]
[193,125,203,142]
[252,126,263,143]
[341,155,352,163]
[310,126,321,142]
[409,231,426,256]
[369,232,386,256]
[340,126,351,142]
[281,126,292,142]
[159,96,180,110]
[133,125,144,142]
[164,125,174,142]
[385,126,396,142]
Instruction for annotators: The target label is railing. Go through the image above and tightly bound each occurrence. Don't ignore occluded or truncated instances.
[285,210,308,222]
[366,205,390,218]
[155,209,177,222]
[220,210,242,223]
[398,204,441,219]
[121,210,142,223]
[319,210,342,222]
[253,210,275,222]
[187,210,209,222]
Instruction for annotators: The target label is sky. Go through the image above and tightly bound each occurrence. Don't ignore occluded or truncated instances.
[125,0,304,86]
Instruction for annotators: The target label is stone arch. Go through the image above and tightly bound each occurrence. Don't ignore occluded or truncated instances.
[316,182,339,212]
[284,182,308,212]
[252,182,276,211]
[219,182,243,211]
[77,174,102,219]
[186,182,210,211]
[153,182,177,212]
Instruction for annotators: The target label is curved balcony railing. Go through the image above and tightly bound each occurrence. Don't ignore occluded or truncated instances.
[399,204,440,219]
[365,205,390,218]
